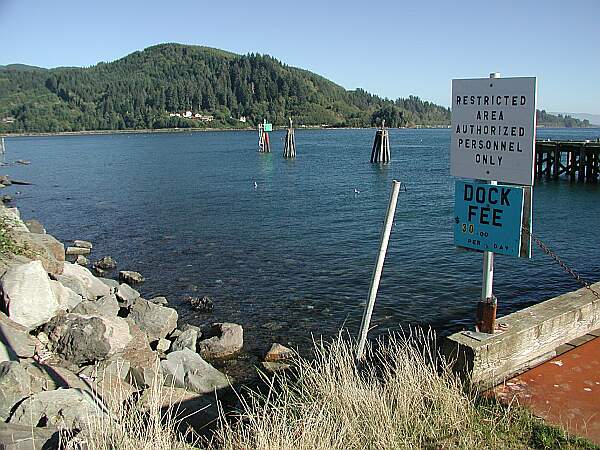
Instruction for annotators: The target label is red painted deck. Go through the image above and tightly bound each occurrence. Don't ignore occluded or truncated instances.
[492,335,600,445]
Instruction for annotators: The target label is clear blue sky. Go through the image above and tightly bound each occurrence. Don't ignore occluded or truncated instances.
[1,0,599,114]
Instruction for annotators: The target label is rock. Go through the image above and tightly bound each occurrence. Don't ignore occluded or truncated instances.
[0,175,11,186]
[73,240,92,250]
[0,312,36,362]
[0,261,61,330]
[262,361,291,373]
[12,232,65,275]
[9,388,106,430]
[122,320,162,388]
[93,256,117,271]
[128,298,178,343]
[21,362,91,392]
[119,270,145,284]
[264,343,294,362]
[171,328,198,353]
[161,349,229,394]
[92,266,106,277]
[0,423,60,450]
[49,280,83,311]
[98,277,119,293]
[181,323,201,333]
[15,160,31,165]
[24,219,46,234]
[156,338,171,353]
[1,195,12,204]
[65,246,91,256]
[0,361,42,421]
[71,294,119,317]
[149,296,168,306]
[198,323,243,360]
[116,283,140,307]
[75,255,88,266]
[138,386,220,430]
[185,295,214,312]
[43,313,132,365]
[62,262,110,299]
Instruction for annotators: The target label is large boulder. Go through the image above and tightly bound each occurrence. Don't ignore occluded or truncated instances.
[8,388,106,430]
[198,323,244,360]
[161,348,229,394]
[61,262,110,299]
[49,280,82,311]
[119,270,144,284]
[43,313,132,365]
[13,232,65,275]
[121,320,161,388]
[93,256,117,271]
[71,295,119,318]
[0,312,36,362]
[0,261,61,330]
[0,423,60,450]
[0,361,43,421]
[65,246,90,256]
[128,298,178,343]
[24,219,46,234]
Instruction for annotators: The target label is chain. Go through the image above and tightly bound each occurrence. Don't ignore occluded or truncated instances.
[522,227,600,300]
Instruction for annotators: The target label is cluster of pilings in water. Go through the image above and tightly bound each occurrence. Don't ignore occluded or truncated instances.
[258,122,271,153]
[283,118,296,159]
[370,120,391,164]
[535,140,600,183]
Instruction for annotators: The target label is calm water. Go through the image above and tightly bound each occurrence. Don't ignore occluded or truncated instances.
[3,128,600,367]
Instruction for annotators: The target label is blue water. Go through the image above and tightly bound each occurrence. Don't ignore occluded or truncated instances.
[3,128,600,365]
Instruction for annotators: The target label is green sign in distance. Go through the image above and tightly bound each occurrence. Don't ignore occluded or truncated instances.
[263,123,273,132]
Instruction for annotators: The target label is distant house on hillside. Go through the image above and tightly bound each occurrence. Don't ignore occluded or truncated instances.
[239,116,247,123]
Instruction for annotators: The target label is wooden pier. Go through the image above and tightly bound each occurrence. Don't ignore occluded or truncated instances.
[535,140,600,183]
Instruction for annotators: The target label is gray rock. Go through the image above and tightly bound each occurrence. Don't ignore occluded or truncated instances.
[0,260,61,330]
[62,262,110,299]
[181,323,201,333]
[49,280,83,311]
[119,270,145,284]
[73,240,92,250]
[0,361,42,421]
[98,277,119,294]
[0,312,36,362]
[116,283,140,307]
[0,423,60,450]
[262,361,291,372]
[75,255,88,266]
[12,232,65,276]
[8,388,106,430]
[43,313,131,365]
[71,294,118,317]
[198,323,243,360]
[65,246,90,256]
[171,328,198,353]
[24,219,46,234]
[156,338,171,353]
[161,349,229,394]
[149,296,168,306]
[185,295,214,312]
[122,320,162,388]
[129,298,178,343]
[54,274,89,300]
[93,256,117,271]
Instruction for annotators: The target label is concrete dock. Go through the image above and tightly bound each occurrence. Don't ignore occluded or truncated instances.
[492,332,600,445]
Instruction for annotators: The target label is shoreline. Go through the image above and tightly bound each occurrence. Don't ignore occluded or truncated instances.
[2,124,598,139]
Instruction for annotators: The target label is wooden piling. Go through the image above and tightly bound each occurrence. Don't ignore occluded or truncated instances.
[535,140,600,183]
[283,118,296,159]
[370,120,391,164]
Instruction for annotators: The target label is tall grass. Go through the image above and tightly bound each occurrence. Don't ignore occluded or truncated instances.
[214,330,590,450]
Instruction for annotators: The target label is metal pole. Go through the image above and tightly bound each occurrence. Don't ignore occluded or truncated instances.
[356,180,401,361]
[477,72,500,333]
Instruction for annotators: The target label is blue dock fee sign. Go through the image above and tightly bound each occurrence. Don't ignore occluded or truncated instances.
[454,180,525,257]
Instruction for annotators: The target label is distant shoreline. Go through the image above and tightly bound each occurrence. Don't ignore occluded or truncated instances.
[1,124,597,139]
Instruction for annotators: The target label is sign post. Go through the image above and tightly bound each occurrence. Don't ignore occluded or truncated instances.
[451,72,537,334]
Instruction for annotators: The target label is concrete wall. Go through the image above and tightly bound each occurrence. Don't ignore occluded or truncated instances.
[444,282,600,389]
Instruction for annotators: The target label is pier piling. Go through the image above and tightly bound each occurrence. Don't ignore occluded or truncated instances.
[283,118,296,159]
[258,121,271,153]
[370,120,391,164]
[535,140,600,183]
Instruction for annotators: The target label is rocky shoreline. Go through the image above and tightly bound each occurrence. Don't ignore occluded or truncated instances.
[0,189,292,447]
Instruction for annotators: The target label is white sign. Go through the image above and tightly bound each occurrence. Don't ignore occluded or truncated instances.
[451,77,537,185]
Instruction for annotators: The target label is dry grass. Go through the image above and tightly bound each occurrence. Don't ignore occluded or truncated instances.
[214,330,596,450]
[62,365,200,450]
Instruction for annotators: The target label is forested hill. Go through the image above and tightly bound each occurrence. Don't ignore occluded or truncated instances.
[0,43,450,133]
[0,44,592,133]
